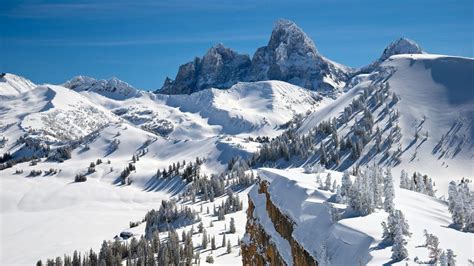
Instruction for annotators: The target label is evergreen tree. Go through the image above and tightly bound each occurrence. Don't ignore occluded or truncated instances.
[439,251,448,266]
[324,173,332,191]
[383,169,395,213]
[391,224,408,261]
[399,170,408,189]
[340,171,352,202]
[382,209,410,241]
[446,249,456,266]
[202,229,208,249]
[229,218,236,233]
[198,221,204,233]
[211,236,216,250]
[226,239,232,254]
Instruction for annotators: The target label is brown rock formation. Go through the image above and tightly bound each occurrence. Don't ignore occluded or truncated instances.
[242,180,317,266]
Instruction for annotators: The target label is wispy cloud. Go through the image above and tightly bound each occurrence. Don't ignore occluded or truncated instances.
[3,34,268,47]
[2,0,258,19]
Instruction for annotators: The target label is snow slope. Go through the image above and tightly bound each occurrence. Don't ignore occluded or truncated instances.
[256,168,473,265]
[20,85,119,141]
[383,54,473,190]
[163,81,321,136]
[297,54,474,195]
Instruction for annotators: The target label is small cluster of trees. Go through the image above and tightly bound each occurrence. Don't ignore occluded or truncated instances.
[39,227,197,266]
[48,146,72,162]
[109,139,120,153]
[156,157,204,184]
[144,200,199,239]
[381,209,411,261]
[87,162,96,174]
[181,159,255,203]
[0,152,12,163]
[74,173,87,182]
[215,190,243,221]
[29,169,43,177]
[120,163,135,185]
[448,179,473,232]
[246,136,270,143]
[336,166,395,216]
[45,168,58,175]
[414,230,456,265]
[399,170,436,196]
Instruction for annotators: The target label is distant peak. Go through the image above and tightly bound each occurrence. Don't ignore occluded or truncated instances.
[64,75,137,99]
[381,37,423,60]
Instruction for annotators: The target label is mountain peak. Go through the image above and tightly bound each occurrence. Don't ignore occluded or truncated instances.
[0,73,37,96]
[64,76,138,100]
[268,19,318,54]
[380,37,423,61]
[248,19,348,92]
[159,43,251,94]
[358,38,424,74]
[158,19,350,95]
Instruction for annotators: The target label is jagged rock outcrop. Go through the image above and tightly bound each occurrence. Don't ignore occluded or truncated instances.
[248,19,350,94]
[157,19,351,95]
[64,76,139,100]
[159,44,251,95]
[242,180,317,266]
[358,37,424,74]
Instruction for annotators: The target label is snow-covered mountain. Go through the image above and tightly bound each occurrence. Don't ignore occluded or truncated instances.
[248,19,350,93]
[159,44,251,95]
[1,20,473,266]
[157,19,351,95]
[64,75,140,100]
[0,73,36,96]
[358,38,424,74]
[296,53,474,193]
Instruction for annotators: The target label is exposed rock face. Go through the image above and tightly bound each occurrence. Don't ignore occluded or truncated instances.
[159,44,251,95]
[157,19,350,95]
[248,19,349,93]
[242,180,317,266]
[64,76,139,100]
[358,37,424,74]
[242,196,288,266]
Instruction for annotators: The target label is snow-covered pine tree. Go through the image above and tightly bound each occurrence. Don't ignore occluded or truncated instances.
[439,251,448,266]
[382,209,410,241]
[227,239,232,253]
[446,249,456,266]
[324,173,332,191]
[383,169,395,213]
[229,218,236,233]
[391,223,408,261]
[399,170,409,189]
[340,171,352,203]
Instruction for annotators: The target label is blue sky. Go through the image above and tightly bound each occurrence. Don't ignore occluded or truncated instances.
[1,0,473,90]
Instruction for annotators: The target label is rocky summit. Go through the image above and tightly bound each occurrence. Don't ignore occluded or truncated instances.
[157,19,352,95]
